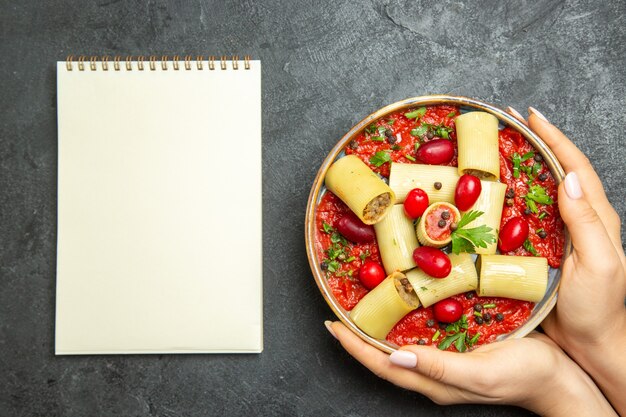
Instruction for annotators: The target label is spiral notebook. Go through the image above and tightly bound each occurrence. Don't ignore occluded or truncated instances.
[55,55,262,354]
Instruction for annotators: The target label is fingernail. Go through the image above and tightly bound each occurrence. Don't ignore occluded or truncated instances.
[564,172,583,200]
[389,350,417,368]
[528,107,549,122]
[507,106,525,122]
[324,320,337,339]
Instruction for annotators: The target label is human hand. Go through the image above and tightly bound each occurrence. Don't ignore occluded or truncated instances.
[326,321,616,416]
[507,106,626,413]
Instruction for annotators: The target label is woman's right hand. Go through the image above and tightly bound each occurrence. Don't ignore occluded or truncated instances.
[509,107,626,414]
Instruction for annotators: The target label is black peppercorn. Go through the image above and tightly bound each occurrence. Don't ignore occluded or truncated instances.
[495,313,504,322]
[538,230,547,239]
[534,154,543,162]
[438,219,447,228]
[483,312,492,322]
[465,292,475,300]
[320,261,328,270]
[348,140,358,150]
[475,317,484,325]
[426,131,434,139]
[426,319,435,328]
[524,208,532,215]
[439,322,447,330]
[473,304,483,312]
[441,211,450,220]
[506,188,515,199]
[538,173,548,181]
[434,181,442,190]
[418,339,426,345]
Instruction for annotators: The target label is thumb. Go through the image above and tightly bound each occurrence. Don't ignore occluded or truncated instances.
[389,345,484,390]
[557,172,616,263]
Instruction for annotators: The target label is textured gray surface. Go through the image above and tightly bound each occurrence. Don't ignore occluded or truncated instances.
[1,0,625,416]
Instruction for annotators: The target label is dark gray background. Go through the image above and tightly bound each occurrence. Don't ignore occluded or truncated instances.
[1,0,624,416]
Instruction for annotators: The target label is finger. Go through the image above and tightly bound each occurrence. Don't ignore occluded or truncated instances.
[391,344,489,392]
[557,172,619,271]
[527,110,621,239]
[329,322,455,402]
[506,107,528,126]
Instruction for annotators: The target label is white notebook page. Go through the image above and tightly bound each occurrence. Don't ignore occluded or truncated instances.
[55,60,262,354]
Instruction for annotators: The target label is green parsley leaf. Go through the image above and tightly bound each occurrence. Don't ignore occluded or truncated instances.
[451,211,496,255]
[447,111,456,118]
[322,222,334,234]
[414,142,421,151]
[365,124,377,134]
[404,154,416,162]
[437,332,465,351]
[538,212,548,220]
[523,239,539,256]
[434,125,453,139]
[345,256,355,263]
[369,151,391,167]
[410,125,429,137]
[532,162,542,176]
[456,210,484,229]
[359,250,370,262]
[388,119,395,125]
[405,107,427,119]
[371,136,385,142]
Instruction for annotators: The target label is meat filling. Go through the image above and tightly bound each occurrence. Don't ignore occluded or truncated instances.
[363,192,391,222]
[394,276,419,308]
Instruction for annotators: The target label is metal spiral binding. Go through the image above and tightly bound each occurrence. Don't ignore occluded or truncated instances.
[66,55,252,71]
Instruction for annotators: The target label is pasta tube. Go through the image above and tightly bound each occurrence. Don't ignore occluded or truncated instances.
[350,271,420,339]
[477,255,548,302]
[416,202,461,248]
[389,163,460,203]
[374,205,419,274]
[462,180,506,255]
[406,253,478,307]
[325,155,395,225]
[456,112,500,180]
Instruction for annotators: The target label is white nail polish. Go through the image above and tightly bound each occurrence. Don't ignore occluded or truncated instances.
[389,350,417,368]
[507,106,525,122]
[564,172,583,200]
[324,320,337,339]
[528,107,549,122]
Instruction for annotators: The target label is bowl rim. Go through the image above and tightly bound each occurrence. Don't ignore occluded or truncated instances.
[305,95,570,354]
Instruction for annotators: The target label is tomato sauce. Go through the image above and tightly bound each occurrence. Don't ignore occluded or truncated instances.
[387,293,534,347]
[345,105,459,177]
[314,105,564,350]
[498,127,564,268]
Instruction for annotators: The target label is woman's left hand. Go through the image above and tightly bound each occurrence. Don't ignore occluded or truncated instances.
[326,321,616,416]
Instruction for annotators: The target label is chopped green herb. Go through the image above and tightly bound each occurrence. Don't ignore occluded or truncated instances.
[388,119,395,125]
[523,239,539,256]
[473,311,482,318]
[322,222,334,234]
[371,136,385,142]
[511,151,535,178]
[524,184,554,213]
[532,162,542,176]
[326,260,340,273]
[330,232,348,245]
[538,212,548,220]
[420,286,428,291]
[468,333,481,347]
[432,330,441,341]
[359,250,370,262]
[366,124,377,134]
[410,125,429,137]
[483,303,496,309]
[345,256,355,263]
[391,144,402,151]
[536,228,544,234]
[377,126,387,134]
[404,154,416,162]
[369,151,391,167]
[447,111,456,118]
[348,270,353,276]
[405,107,427,119]
[451,211,496,254]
